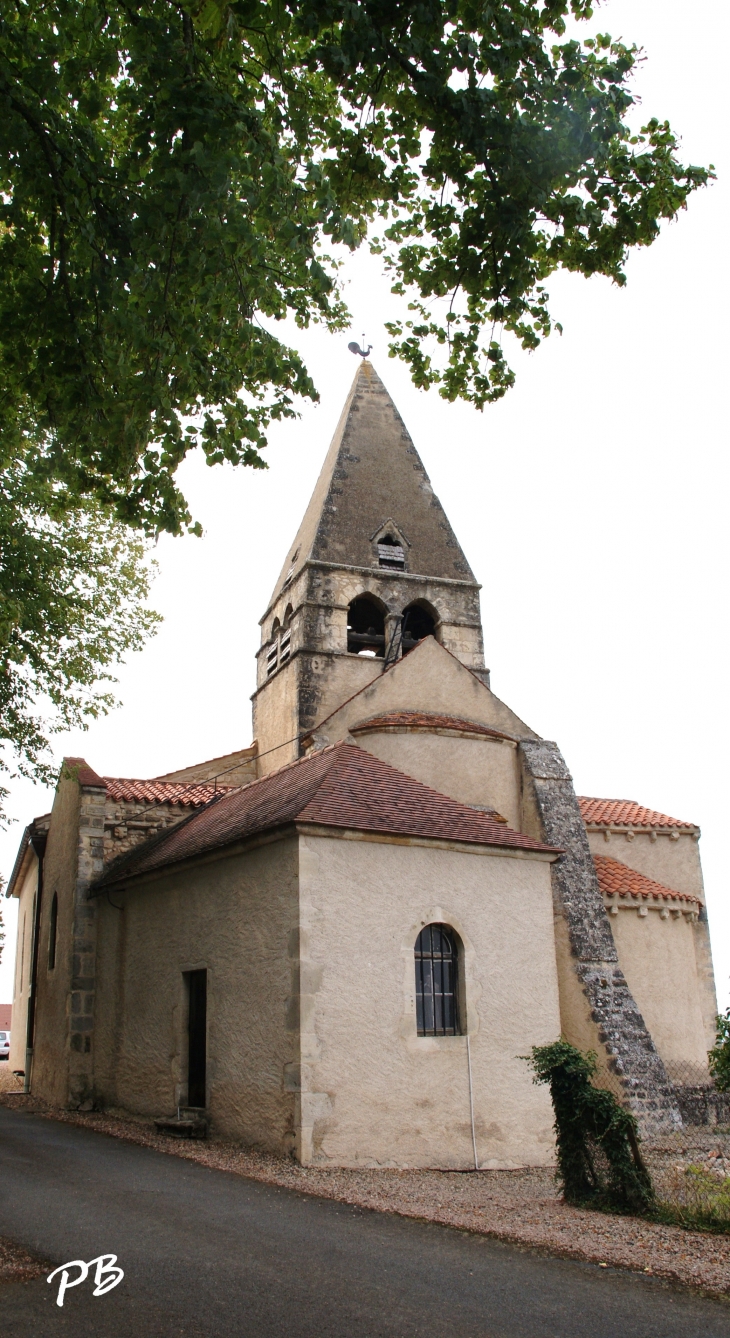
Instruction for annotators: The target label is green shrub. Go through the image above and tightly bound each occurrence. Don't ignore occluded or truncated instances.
[527,1040,655,1216]
[709,1008,730,1092]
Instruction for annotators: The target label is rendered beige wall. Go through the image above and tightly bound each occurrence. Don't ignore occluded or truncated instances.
[587,831,718,1057]
[30,776,83,1106]
[8,859,38,1072]
[253,657,303,774]
[354,730,522,831]
[93,838,300,1151]
[296,832,559,1169]
[608,906,710,1071]
[586,829,703,899]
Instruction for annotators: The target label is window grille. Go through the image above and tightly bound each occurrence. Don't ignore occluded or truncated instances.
[415,924,460,1035]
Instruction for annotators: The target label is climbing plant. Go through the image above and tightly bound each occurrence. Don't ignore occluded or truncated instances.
[709,1007,730,1093]
[527,1040,655,1215]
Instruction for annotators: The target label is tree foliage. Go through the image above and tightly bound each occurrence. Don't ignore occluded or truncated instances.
[528,1040,655,1215]
[0,462,160,816]
[709,1008,730,1093]
[0,1,710,533]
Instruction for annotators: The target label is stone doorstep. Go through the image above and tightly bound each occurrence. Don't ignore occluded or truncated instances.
[154,1109,208,1140]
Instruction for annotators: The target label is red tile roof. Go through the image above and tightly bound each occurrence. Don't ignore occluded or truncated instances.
[593,855,700,906]
[62,758,230,807]
[350,711,513,740]
[94,743,558,889]
[103,778,232,808]
[579,797,697,830]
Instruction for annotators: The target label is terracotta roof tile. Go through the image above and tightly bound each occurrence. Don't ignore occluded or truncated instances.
[103,778,232,808]
[94,743,558,889]
[579,797,697,830]
[593,855,700,906]
[349,711,513,740]
[62,758,228,808]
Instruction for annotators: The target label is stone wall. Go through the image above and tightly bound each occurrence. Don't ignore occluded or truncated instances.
[519,739,682,1136]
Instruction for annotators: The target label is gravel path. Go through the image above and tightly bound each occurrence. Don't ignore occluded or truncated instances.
[1,1068,728,1299]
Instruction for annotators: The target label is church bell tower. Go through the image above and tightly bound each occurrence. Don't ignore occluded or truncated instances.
[253,362,488,774]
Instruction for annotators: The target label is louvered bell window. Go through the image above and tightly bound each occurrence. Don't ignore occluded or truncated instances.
[415,924,460,1036]
[266,643,278,677]
[377,541,405,570]
[279,629,291,665]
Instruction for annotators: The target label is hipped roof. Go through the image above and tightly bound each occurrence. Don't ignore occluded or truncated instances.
[93,742,558,890]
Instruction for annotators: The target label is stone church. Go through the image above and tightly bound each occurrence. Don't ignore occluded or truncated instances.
[6,362,720,1167]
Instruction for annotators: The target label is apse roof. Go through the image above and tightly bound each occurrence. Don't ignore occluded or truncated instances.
[579,797,698,831]
[266,362,477,610]
[593,855,700,906]
[350,711,515,741]
[93,742,559,890]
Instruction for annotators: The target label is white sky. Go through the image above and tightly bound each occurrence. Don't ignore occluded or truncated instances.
[1,0,728,1018]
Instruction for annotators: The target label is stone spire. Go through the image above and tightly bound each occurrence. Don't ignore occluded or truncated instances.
[253,362,487,773]
[267,361,476,606]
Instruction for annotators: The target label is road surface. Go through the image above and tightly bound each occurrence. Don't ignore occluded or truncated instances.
[0,1107,726,1336]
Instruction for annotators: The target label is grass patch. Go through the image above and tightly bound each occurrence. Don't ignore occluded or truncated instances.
[652,1164,730,1234]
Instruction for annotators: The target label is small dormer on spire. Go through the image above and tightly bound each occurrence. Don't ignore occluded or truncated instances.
[371,519,410,571]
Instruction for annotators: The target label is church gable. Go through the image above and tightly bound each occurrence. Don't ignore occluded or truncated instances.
[307,636,537,747]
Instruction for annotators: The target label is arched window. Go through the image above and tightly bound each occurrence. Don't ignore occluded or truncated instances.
[415,924,460,1035]
[267,618,280,677]
[377,534,405,570]
[48,892,58,970]
[280,605,293,665]
[402,602,437,651]
[347,597,385,657]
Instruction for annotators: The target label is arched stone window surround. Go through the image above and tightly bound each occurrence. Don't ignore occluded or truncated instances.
[266,617,281,676]
[280,605,294,665]
[347,593,387,657]
[401,599,440,650]
[400,909,480,1051]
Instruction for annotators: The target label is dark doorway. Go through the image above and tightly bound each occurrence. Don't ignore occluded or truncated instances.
[186,969,207,1108]
[347,597,385,656]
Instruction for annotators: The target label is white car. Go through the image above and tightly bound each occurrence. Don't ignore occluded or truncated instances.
[0,1031,10,1060]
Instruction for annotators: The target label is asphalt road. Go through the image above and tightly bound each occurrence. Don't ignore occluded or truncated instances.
[0,1107,726,1337]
